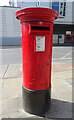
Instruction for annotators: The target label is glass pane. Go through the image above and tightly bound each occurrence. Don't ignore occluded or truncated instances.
[52,2,59,13]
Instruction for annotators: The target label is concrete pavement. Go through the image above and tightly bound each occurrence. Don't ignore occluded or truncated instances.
[0,63,72,119]
[1,46,72,64]
[0,46,73,119]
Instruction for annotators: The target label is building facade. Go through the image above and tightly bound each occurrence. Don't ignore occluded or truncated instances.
[0,6,21,46]
[0,0,74,46]
[13,0,74,45]
[53,1,74,45]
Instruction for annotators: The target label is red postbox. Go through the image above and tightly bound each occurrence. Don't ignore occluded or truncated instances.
[16,7,58,115]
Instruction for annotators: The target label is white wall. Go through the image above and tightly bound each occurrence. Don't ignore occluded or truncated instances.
[1,7,21,37]
[17,0,51,8]
[0,1,73,45]
[0,6,21,45]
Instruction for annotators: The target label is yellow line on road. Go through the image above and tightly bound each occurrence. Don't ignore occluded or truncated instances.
[60,51,72,60]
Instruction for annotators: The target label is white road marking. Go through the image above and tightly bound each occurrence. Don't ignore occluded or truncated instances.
[60,51,72,60]
[61,58,72,60]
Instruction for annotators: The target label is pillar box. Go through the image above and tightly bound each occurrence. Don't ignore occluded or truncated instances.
[16,7,58,115]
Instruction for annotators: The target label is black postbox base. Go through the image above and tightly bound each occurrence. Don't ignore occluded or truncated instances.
[22,86,51,116]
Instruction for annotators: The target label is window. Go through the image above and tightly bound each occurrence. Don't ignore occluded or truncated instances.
[59,2,66,17]
[52,2,59,13]
[52,1,66,17]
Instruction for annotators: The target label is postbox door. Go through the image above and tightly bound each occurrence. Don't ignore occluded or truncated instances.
[25,32,52,90]
[22,24,53,90]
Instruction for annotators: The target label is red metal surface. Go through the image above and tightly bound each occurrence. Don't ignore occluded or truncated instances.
[16,7,58,90]
[16,7,58,22]
[66,35,72,38]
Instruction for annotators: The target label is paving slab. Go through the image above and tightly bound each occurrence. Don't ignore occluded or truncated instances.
[52,62,72,72]
[3,64,22,79]
[0,99,2,107]
[1,60,72,119]
[17,77,22,90]
[2,77,18,99]
[2,97,19,115]
[0,65,8,78]
[0,65,2,78]
[0,115,2,120]
[51,71,72,102]
[3,78,18,90]
[2,88,18,100]
[0,81,2,99]
[44,64,72,119]
[0,105,2,116]
[2,111,19,118]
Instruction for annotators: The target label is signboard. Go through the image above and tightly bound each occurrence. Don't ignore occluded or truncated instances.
[66,31,71,35]
[36,36,45,51]
[59,34,64,43]
[53,34,58,43]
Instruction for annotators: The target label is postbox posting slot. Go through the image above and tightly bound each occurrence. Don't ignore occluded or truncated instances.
[29,25,50,34]
[31,26,50,31]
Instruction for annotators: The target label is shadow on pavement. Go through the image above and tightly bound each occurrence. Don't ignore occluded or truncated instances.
[45,99,72,119]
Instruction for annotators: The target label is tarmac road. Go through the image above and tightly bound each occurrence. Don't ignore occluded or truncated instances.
[0,46,73,64]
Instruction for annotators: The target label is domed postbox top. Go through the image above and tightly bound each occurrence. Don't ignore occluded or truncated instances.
[16,7,58,22]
